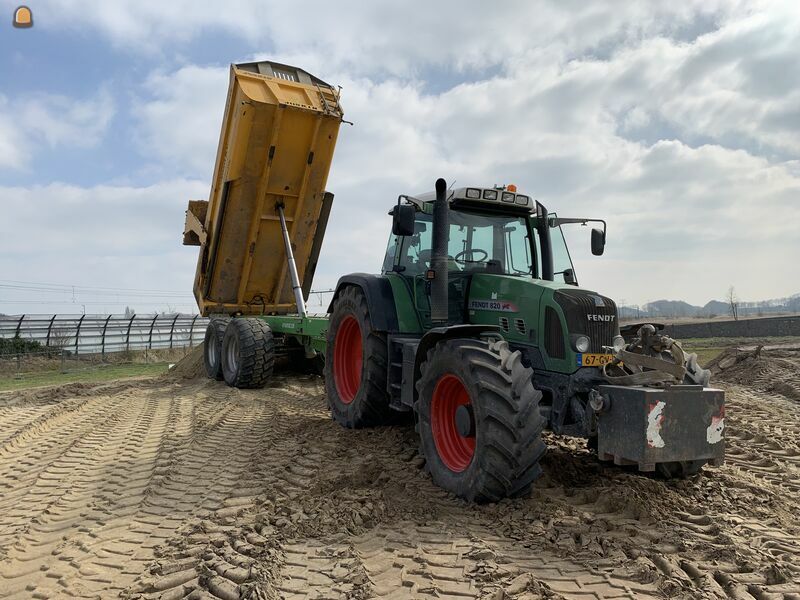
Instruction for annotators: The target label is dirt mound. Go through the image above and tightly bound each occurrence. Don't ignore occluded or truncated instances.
[708,346,764,379]
[710,345,800,401]
[166,343,205,380]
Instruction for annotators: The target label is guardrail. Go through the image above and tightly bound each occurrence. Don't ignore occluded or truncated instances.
[0,313,210,356]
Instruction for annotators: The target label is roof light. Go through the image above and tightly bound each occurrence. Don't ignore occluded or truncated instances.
[483,189,498,200]
[466,188,481,199]
[515,195,529,206]
[507,184,517,192]
[502,192,515,203]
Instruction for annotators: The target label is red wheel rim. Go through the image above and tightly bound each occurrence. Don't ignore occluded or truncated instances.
[431,374,475,472]
[333,315,362,404]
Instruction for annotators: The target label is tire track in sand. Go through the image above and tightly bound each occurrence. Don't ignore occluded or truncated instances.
[4,355,800,599]
[0,379,276,598]
[123,375,668,600]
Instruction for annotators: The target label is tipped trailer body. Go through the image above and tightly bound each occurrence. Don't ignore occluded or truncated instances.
[184,60,343,317]
[185,60,724,502]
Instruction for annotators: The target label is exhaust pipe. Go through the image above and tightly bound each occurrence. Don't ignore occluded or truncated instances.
[430,178,449,323]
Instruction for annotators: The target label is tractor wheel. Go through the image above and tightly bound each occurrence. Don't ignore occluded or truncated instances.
[415,338,547,502]
[203,318,228,380]
[656,460,707,479]
[324,286,393,427]
[221,318,275,389]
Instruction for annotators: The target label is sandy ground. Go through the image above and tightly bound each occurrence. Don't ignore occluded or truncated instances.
[0,347,799,599]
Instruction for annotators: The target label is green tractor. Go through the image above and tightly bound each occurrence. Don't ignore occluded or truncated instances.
[321,179,724,501]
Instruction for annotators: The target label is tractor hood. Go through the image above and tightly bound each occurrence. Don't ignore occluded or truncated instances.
[466,274,619,374]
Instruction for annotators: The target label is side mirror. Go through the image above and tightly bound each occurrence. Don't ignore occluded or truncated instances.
[563,268,577,285]
[392,204,416,236]
[591,228,605,256]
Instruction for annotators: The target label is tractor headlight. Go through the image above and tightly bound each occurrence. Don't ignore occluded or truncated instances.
[574,335,590,353]
[612,335,625,352]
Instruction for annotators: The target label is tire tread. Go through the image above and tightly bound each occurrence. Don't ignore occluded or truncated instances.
[325,286,394,428]
[222,318,275,389]
[416,337,547,502]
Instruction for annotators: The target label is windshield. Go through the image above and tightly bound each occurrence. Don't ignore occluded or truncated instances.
[388,210,534,277]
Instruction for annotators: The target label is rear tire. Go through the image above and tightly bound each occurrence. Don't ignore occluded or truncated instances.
[203,318,228,380]
[221,318,275,389]
[324,286,394,427]
[415,338,547,502]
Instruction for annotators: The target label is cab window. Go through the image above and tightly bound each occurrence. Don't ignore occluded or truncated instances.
[386,210,534,276]
[549,214,576,284]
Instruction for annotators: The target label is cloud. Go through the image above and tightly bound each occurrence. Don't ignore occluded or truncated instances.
[3,179,205,254]
[5,1,799,311]
[0,90,115,171]
[37,1,742,72]
[0,179,206,313]
[117,1,800,307]
[132,65,229,178]
[0,107,28,170]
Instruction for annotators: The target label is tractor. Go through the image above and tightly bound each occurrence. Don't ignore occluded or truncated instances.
[321,179,723,501]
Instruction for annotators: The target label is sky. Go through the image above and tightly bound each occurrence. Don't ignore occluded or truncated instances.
[0,0,798,315]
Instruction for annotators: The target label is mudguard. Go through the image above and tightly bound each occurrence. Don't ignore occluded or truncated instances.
[410,324,502,406]
[327,274,399,332]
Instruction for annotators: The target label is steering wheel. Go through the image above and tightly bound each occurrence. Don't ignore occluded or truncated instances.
[454,248,489,265]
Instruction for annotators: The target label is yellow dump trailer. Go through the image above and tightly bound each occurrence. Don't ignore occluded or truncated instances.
[183,60,344,316]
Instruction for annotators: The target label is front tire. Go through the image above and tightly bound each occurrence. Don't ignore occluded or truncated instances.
[221,318,275,389]
[324,286,393,427]
[203,318,228,380]
[416,338,547,502]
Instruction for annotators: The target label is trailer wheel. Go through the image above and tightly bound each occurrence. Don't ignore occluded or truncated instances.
[325,286,393,427]
[203,318,228,380]
[221,318,275,389]
[416,338,547,502]
[656,460,707,479]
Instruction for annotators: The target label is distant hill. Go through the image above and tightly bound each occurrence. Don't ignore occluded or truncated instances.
[702,300,730,315]
[619,293,800,319]
[643,300,699,318]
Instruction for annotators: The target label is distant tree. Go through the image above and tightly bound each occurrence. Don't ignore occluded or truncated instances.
[124,306,135,318]
[727,286,739,321]
[47,327,72,351]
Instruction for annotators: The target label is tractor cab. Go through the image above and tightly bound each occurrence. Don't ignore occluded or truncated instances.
[383,185,596,283]
[382,187,613,354]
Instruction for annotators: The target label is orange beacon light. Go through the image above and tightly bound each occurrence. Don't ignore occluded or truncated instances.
[13,6,33,28]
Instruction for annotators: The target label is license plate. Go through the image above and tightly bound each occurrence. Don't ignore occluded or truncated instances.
[577,353,614,367]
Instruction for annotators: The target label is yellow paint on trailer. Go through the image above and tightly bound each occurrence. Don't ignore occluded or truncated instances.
[183,61,344,317]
